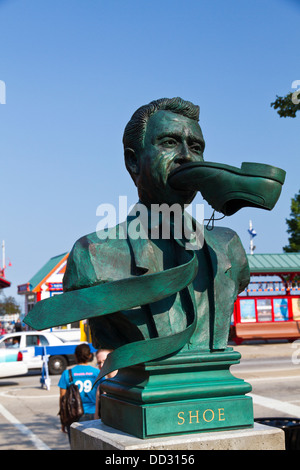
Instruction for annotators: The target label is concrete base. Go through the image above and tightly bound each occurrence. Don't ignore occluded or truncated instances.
[70,420,285,450]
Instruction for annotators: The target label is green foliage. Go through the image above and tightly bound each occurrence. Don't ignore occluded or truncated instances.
[0,292,21,316]
[271,92,300,118]
[283,190,300,252]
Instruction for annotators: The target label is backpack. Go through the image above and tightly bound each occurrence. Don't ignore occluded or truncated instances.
[59,369,84,426]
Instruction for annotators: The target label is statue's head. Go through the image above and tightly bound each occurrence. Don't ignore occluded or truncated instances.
[123,97,205,207]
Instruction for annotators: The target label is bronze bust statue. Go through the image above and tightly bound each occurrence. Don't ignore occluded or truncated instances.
[25,98,285,438]
[25,97,285,379]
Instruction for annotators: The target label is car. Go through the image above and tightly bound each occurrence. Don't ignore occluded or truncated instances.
[44,328,81,342]
[0,348,28,378]
[0,331,79,375]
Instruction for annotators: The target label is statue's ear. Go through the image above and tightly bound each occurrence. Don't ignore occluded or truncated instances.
[124,148,140,181]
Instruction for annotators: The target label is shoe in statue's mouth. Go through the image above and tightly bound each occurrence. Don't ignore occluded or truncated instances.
[168,161,286,216]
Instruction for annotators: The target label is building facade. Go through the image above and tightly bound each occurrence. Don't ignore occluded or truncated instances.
[18,252,70,319]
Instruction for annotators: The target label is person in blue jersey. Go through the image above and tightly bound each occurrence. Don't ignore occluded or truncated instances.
[94,348,118,420]
[58,343,99,439]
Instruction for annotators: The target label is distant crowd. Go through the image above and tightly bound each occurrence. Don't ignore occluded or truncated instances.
[0,319,23,335]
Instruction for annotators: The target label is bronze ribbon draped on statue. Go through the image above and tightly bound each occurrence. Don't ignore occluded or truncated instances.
[95,281,196,383]
[25,242,199,379]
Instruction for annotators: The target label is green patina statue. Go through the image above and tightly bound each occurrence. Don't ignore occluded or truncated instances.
[25,98,285,438]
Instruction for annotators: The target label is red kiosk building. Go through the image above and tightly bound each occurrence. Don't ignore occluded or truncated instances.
[232,253,300,343]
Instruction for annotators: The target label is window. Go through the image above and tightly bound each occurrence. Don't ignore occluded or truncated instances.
[292,298,300,321]
[25,335,49,347]
[239,299,256,322]
[26,335,40,346]
[38,335,49,346]
[273,298,289,321]
[27,303,35,313]
[3,336,21,348]
[257,299,272,322]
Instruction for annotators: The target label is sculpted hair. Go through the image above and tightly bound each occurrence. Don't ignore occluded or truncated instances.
[123,97,200,153]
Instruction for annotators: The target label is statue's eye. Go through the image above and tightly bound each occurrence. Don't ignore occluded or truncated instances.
[161,138,177,148]
[190,143,203,153]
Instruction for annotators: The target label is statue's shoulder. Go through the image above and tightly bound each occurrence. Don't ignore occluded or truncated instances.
[70,222,129,255]
[205,225,249,291]
[64,223,130,291]
[204,225,241,246]
[205,224,248,265]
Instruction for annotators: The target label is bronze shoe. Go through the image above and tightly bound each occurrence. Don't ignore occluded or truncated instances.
[168,161,286,216]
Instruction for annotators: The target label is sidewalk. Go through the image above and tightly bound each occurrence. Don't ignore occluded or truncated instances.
[231,340,298,360]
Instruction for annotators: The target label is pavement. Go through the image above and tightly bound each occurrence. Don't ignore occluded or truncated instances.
[230,339,299,360]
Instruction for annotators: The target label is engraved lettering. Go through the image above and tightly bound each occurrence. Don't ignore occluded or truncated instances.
[177,411,185,425]
[189,410,199,423]
[203,409,214,422]
[218,408,225,421]
[177,406,226,426]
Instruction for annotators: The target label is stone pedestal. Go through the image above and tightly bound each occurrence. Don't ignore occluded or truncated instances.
[70,420,285,450]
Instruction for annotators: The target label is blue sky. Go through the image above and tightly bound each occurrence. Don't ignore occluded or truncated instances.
[0,0,299,306]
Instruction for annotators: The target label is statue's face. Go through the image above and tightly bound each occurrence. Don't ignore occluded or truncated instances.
[136,110,205,206]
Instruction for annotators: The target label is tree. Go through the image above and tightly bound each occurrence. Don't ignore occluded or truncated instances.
[271,91,300,118]
[0,293,21,316]
[283,190,300,252]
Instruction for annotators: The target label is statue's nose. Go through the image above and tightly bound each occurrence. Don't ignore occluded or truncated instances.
[174,144,196,165]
